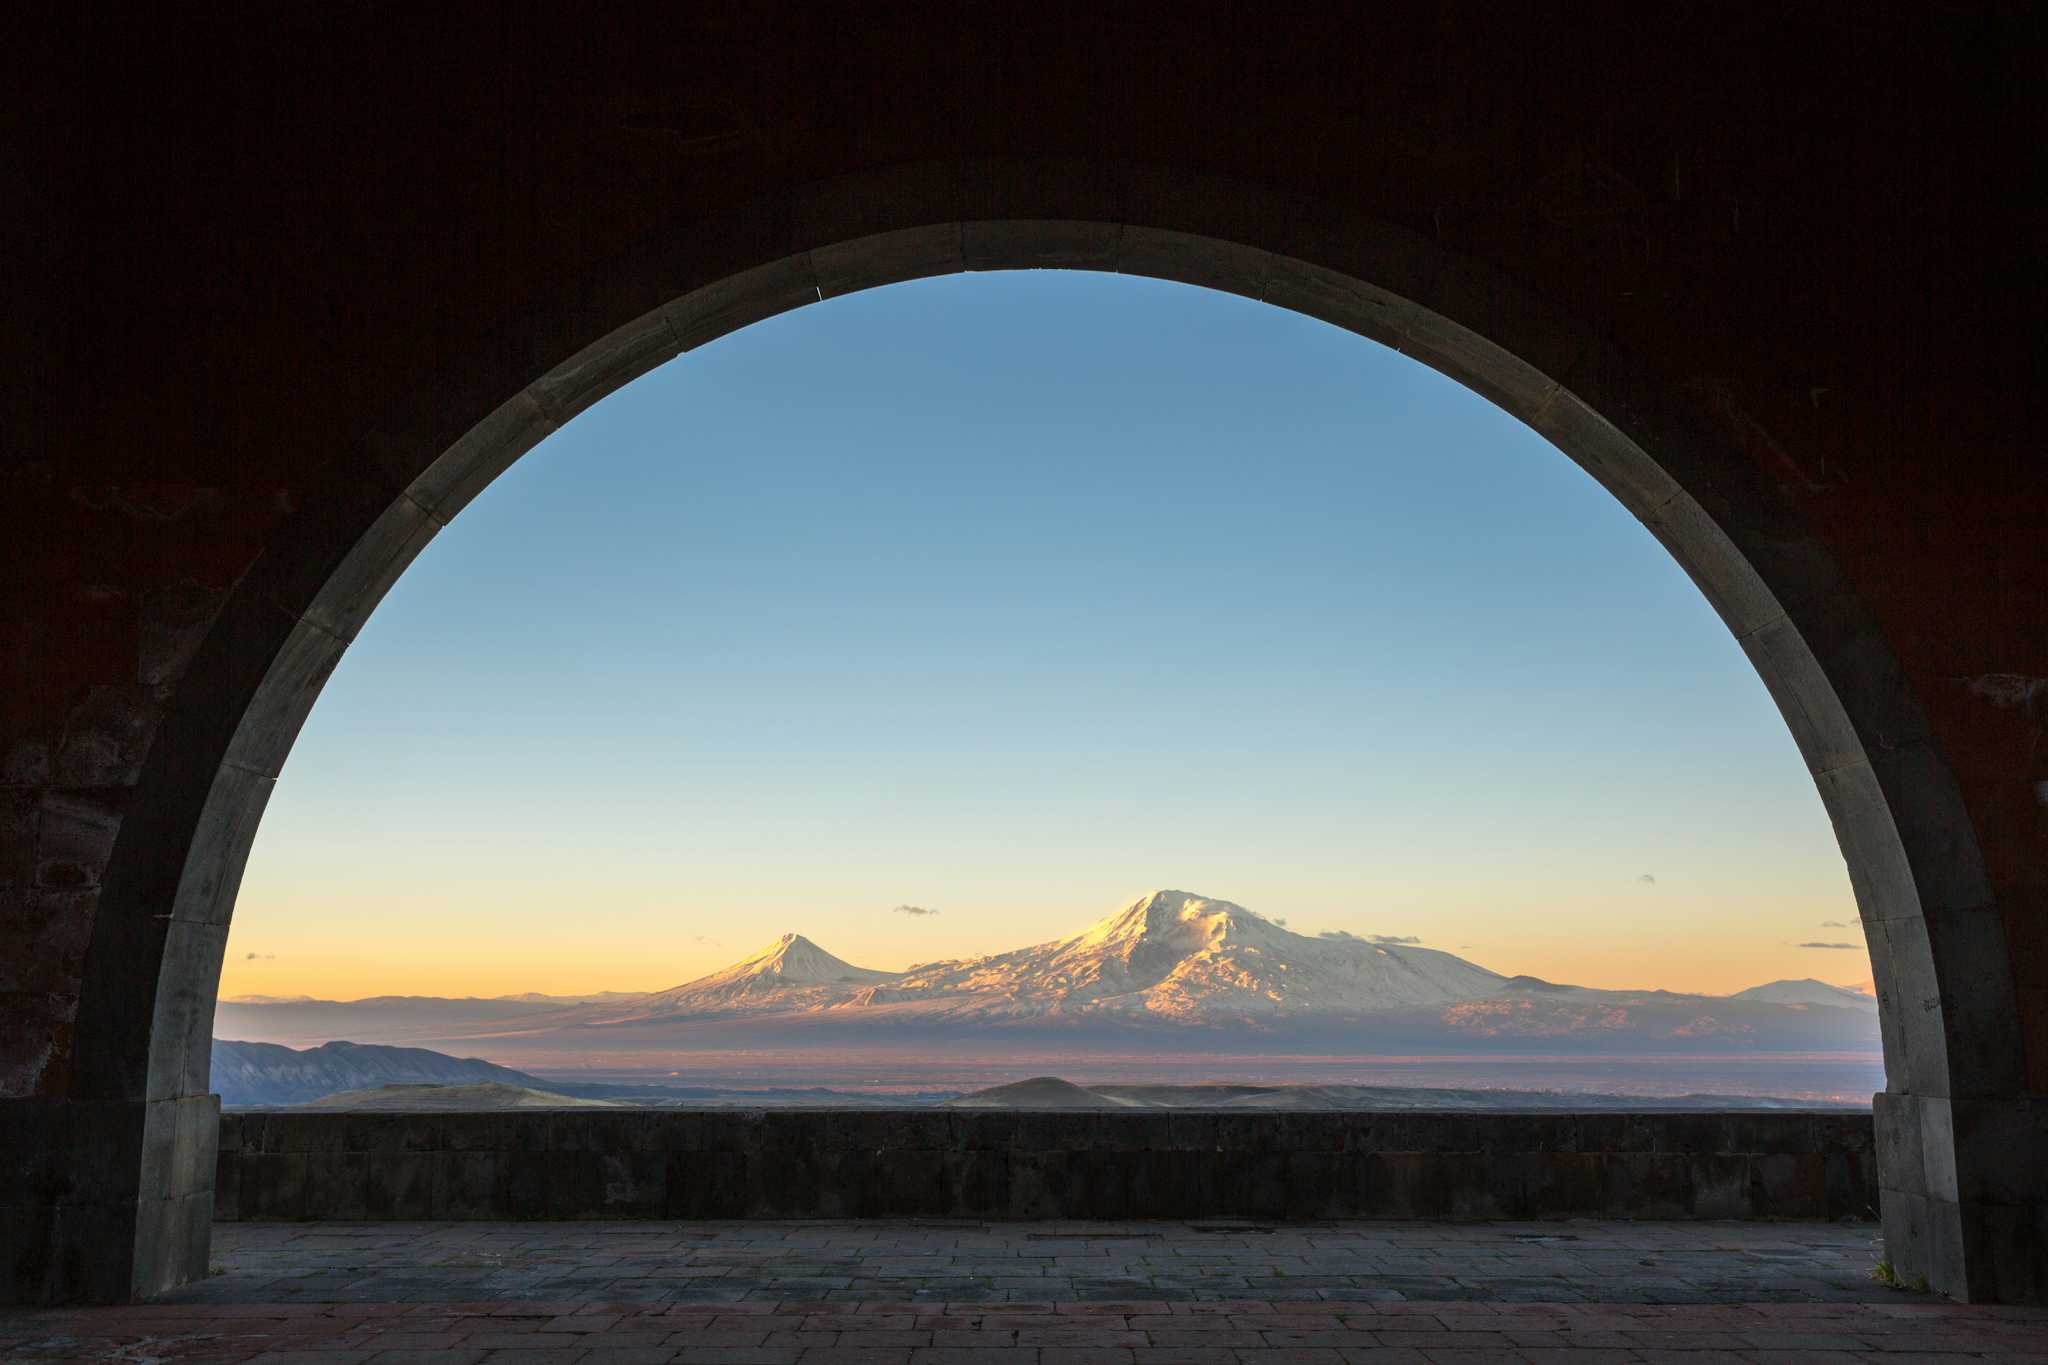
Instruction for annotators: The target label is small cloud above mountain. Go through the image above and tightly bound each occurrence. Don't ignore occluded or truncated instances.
[893,904,941,917]
[1797,941,1861,950]
[1636,873,1657,885]
[1319,930,1422,946]
[691,935,721,947]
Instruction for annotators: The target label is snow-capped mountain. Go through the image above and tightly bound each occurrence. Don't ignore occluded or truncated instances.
[580,891,1509,1030]
[853,890,1506,1022]
[612,933,901,1020]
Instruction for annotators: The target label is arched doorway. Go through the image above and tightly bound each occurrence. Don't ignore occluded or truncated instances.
[63,169,2004,1302]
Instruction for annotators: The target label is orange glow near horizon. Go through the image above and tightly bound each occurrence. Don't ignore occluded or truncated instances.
[218,875,1871,1005]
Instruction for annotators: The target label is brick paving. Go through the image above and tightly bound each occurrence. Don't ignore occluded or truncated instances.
[5,1220,2046,1362]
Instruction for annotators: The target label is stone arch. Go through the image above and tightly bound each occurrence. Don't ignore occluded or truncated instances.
[60,164,2006,1300]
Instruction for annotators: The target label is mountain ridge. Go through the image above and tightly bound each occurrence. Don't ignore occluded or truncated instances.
[211,1038,550,1107]
[1725,978,1877,1010]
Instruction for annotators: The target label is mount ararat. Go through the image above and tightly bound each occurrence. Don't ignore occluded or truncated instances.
[218,891,1879,1060]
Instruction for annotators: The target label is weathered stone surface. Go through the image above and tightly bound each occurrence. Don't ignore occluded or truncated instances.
[0,1095,215,1303]
[214,1109,1875,1225]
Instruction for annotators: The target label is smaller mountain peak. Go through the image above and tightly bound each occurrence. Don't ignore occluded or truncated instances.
[730,933,899,984]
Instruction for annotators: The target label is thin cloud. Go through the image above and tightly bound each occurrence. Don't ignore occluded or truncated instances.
[1797,942,1862,950]
[1320,930,1422,946]
[893,904,941,917]
[1819,920,1855,929]
[244,952,274,961]
[691,935,722,947]
[1636,873,1657,886]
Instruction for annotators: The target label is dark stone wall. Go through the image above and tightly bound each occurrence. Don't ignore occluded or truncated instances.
[215,1110,1877,1225]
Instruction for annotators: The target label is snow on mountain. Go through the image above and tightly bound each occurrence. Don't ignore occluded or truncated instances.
[610,933,902,1019]
[582,892,1507,1029]
[848,890,1508,1023]
[1725,978,1878,1010]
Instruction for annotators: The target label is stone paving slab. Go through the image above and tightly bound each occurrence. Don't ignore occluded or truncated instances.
[149,1220,1896,1307]
[6,1221,2045,1361]
[8,1298,2048,1362]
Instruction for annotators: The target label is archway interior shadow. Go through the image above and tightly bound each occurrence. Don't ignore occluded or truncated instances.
[104,209,1984,1302]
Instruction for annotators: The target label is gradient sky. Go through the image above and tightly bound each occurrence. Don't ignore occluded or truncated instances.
[221,272,1869,1002]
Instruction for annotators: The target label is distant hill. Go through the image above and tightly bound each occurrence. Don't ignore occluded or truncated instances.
[214,993,590,1047]
[304,1081,619,1111]
[942,1076,1134,1109]
[211,1038,551,1107]
[946,1078,1863,1111]
[1726,978,1877,1010]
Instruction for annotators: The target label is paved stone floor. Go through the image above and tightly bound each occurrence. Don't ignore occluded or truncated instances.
[6,1220,2047,1362]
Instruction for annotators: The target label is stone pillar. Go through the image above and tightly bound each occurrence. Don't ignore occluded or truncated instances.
[1878,1093,2048,1302]
[0,1095,217,1303]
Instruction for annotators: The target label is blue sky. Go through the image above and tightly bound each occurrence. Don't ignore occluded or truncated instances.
[224,272,1864,999]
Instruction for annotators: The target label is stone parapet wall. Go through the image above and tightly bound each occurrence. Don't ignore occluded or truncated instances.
[215,1109,1876,1224]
